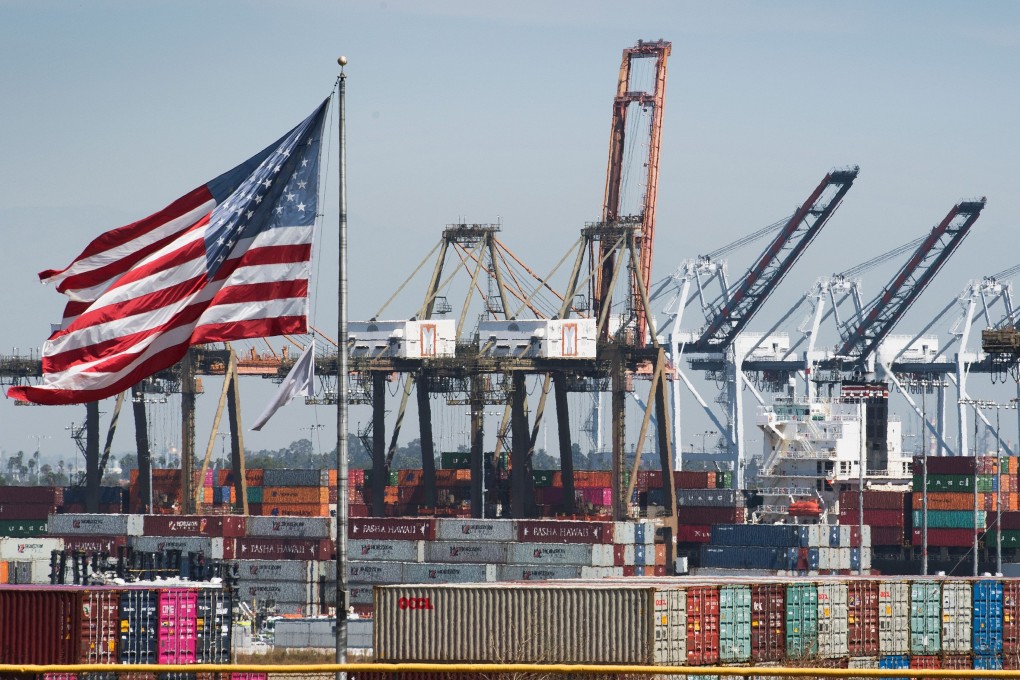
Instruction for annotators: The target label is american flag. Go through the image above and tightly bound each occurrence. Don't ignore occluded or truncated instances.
[9,99,330,405]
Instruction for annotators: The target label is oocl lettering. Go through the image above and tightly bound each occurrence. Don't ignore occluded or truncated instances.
[398,596,433,610]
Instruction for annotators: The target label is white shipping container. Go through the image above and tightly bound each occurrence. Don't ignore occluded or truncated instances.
[403,563,496,583]
[47,513,143,536]
[234,560,316,582]
[130,536,224,558]
[623,545,636,565]
[817,582,849,658]
[861,547,872,571]
[245,516,331,538]
[809,525,826,548]
[423,541,508,564]
[580,566,624,578]
[839,526,851,547]
[613,522,635,545]
[348,561,405,584]
[0,537,63,560]
[508,542,594,566]
[838,547,851,570]
[942,580,972,653]
[435,519,516,542]
[496,565,584,581]
[654,587,687,665]
[349,539,424,563]
[878,580,910,654]
[348,585,376,605]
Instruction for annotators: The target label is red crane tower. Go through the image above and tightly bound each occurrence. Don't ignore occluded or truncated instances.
[593,39,670,346]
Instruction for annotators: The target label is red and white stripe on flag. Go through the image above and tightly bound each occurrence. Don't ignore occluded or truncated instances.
[9,99,330,405]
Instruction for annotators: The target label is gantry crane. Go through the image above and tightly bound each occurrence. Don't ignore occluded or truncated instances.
[655,168,858,484]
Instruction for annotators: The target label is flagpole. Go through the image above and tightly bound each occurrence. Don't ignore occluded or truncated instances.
[335,55,349,670]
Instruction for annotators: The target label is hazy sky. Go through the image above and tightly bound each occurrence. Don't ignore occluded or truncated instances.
[2,1,1019,468]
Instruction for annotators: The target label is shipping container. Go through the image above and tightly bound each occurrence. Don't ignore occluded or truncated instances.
[261,468,328,487]
[1004,580,1020,653]
[785,583,818,660]
[750,583,784,662]
[234,537,331,561]
[157,589,197,665]
[493,565,584,581]
[196,589,232,663]
[0,518,48,537]
[402,563,495,584]
[515,520,612,544]
[942,580,972,653]
[48,514,143,536]
[686,585,720,665]
[718,585,750,662]
[0,503,56,520]
[0,587,80,663]
[120,589,158,664]
[375,583,677,664]
[848,579,879,655]
[244,516,331,538]
[910,580,942,654]
[142,515,246,538]
[233,560,316,582]
[816,582,849,659]
[349,539,423,563]
[349,517,436,541]
[0,536,63,560]
[435,519,516,542]
[974,580,1004,655]
[507,543,593,566]
[425,541,509,564]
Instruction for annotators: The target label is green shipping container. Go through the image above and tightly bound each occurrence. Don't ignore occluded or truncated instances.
[912,474,974,492]
[0,519,48,537]
[910,581,941,654]
[911,510,985,529]
[441,451,471,470]
[365,468,399,486]
[985,530,1020,548]
[976,475,998,492]
[785,583,818,659]
[719,585,751,662]
[719,471,733,489]
[246,486,263,503]
[533,470,555,487]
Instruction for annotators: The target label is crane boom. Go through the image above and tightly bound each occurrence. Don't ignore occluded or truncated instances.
[693,167,859,352]
[836,198,986,365]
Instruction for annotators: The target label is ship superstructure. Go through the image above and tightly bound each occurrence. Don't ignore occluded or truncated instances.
[754,382,911,524]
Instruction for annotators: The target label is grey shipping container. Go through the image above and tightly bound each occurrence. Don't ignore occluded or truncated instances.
[878,580,910,654]
[676,490,743,507]
[48,513,143,536]
[130,536,221,556]
[245,516,331,538]
[424,541,509,564]
[234,579,317,604]
[435,518,516,542]
[495,565,584,581]
[507,542,594,566]
[374,582,686,664]
[348,561,405,584]
[273,618,371,648]
[262,468,328,487]
[402,563,496,584]
[349,539,424,562]
[233,559,316,582]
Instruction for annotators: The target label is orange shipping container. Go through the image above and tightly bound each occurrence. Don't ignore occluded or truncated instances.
[262,486,329,504]
[245,469,265,487]
[0,562,7,584]
[912,492,981,511]
[397,469,425,486]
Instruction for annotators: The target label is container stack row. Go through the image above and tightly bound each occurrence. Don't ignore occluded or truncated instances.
[910,455,1019,547]
[0,584,230,667]
[372,575,1020,671]
[698,523,873,574]
[838,489,910,546]
[345,516,665,617]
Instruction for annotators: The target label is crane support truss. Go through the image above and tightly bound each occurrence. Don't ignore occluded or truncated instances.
[836,198,986,368]
[595,40,670,345]
[693,167,859,352]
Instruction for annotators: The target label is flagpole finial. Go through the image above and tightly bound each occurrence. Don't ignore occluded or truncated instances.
[338,55,348,73]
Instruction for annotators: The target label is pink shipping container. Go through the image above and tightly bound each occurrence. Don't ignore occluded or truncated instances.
[158,589,198,664]
[581,487,613,506]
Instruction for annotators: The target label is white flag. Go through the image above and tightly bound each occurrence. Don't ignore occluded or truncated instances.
[251,342,316,431]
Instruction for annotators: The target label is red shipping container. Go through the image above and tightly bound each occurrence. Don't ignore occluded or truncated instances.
[143,515,246,538]
[914,455,977,475]
[686,585,720,665]
[750,583,784,662]
[0,589,79,664]
[676,525,712,544]
[235,537,332,560]
[79,589,119,663]
[0,487,63,504]
[613,544,626,566]
[1001,512,1020,530]
[348,504,369,517]
[516,520,613,544]
[0,503,56,520]
[349,517,436,541]
[870,526,905,546]
[942,656,971,670]
[1004,581,1020,653]
[847,580,879,655]
[680,506,745,524]
[674,471,712,489]
[911,528,975,547]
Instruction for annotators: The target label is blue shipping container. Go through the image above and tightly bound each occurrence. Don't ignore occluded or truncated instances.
[710,524,802,548]
[973,580,1004,654]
